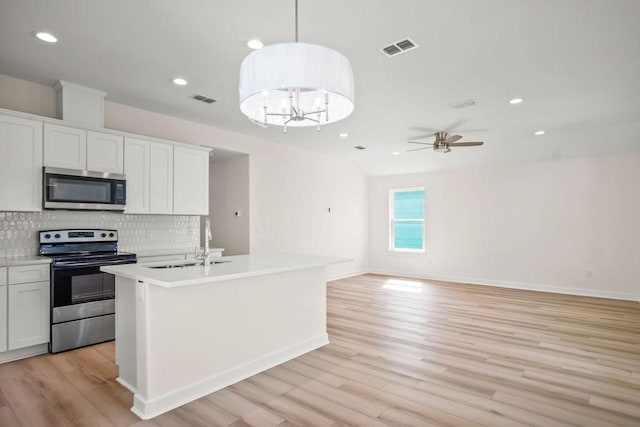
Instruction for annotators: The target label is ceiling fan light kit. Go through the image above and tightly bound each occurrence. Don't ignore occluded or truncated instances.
[239,0,355,133]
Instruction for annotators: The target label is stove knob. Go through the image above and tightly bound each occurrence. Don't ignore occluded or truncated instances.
[44,233,51,239]
[54,233,61,239]
[101,233,107,238]
[109,232,115,238]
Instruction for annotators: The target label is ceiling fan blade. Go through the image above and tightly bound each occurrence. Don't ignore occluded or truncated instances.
[408,134,435,141]
[407,147,430,152]
[409,126,438,134]
[407,141,434,145]
[448,141,484,147]
[444,135,462,144]
[443,119,467,133]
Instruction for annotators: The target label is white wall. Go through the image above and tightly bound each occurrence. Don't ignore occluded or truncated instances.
[369,153,640,300]
[0,74,368,278]
[209,155,250,255]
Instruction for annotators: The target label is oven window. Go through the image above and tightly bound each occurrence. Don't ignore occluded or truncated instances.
[49,176,112,203]
[71,273,115,303]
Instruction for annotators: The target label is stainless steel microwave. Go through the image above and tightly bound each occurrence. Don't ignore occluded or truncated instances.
[43,167,126,211]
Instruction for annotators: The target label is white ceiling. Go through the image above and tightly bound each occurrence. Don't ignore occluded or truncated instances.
[1,0,639,175]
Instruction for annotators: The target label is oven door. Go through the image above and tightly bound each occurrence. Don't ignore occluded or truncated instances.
[51,265,115,308]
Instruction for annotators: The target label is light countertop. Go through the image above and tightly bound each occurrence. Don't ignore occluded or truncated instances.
[0,255,51,267]
[101,253,349,288]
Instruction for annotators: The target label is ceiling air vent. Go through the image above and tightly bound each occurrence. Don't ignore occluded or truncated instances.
[381,38,419,57]
[354,145,366,150]
[450,99,477,109]
[192,94,216,104]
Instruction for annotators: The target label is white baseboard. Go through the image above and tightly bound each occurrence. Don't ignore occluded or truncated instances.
[0,343,48,364]
[327,268,368,281]
[131,334,329,420]
[368,269,640,302]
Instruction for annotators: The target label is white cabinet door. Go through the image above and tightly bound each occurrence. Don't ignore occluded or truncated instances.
[44,123,87,170]
[87,131,124,173]
[8,281,50,350]
[149,141,174,214]
[124,137,150,214]
[0,114,43,212]
[0,285,6,352]
[173,146,209,215]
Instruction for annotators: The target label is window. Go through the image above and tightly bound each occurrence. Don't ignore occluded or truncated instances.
[389,188,425,252]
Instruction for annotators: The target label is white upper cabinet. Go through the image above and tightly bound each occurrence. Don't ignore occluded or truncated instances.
[173,145,209,215]
[124,137,150,214]
[44,124,124,173]
[149,142,174,214]
[44,123,87,170]
[87,131,124,174]
[0,114,43,212]
[124,138,174,214]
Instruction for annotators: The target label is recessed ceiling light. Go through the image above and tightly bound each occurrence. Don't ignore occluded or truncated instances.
[509,97,524,104]
[33,31,58,43]
[534,130,545,136]
[172,77,188,86]
[247,39,264,50]
[392,152,400,156]
[339,133,348,138]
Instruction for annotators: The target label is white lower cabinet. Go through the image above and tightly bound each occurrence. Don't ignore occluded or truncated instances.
[0,284,7,353]
[8,281,49,350]
[0,264,51,354]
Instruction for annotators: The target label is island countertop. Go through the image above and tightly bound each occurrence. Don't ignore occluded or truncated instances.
[101,253,349,288]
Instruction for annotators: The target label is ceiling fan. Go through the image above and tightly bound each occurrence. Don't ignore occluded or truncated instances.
[407,132,484,154]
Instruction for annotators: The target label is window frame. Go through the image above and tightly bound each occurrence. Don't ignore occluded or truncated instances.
[388,187,426,253]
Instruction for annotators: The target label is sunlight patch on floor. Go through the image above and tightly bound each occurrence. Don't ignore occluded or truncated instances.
[383,278,423,293]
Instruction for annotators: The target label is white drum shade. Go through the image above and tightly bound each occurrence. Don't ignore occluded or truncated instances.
[239,42,355,127]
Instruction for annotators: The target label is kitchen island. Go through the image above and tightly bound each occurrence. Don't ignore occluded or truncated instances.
[101,253,348,419]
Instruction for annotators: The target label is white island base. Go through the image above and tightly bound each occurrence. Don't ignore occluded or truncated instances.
[106,254,345,419]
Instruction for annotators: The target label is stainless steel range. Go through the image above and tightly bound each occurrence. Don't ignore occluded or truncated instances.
[39,229,136,353]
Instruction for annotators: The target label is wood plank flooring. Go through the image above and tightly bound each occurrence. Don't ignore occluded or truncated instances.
[1,273,639,426]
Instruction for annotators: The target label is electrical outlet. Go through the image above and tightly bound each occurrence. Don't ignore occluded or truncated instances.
[586,270,593,278]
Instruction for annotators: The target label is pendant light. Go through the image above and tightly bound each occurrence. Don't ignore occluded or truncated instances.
[239,0,355,132]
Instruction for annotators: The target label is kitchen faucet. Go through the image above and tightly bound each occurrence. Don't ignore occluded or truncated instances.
[196,217,213,265]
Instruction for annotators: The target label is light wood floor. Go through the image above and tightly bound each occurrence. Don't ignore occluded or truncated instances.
[1,273,639,426]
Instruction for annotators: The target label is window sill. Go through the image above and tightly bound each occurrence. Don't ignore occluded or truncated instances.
[388,248,425,255]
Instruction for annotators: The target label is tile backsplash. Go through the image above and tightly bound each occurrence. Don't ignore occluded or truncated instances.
[0,211,200,257]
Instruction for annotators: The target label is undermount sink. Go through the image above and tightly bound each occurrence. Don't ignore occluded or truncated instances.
[149,260,231,269]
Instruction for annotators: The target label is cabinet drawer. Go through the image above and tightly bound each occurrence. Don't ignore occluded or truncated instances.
[8,264,50,285]
[0,267,6,286]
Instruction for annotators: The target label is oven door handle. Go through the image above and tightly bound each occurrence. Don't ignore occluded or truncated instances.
[53,259,137,269]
